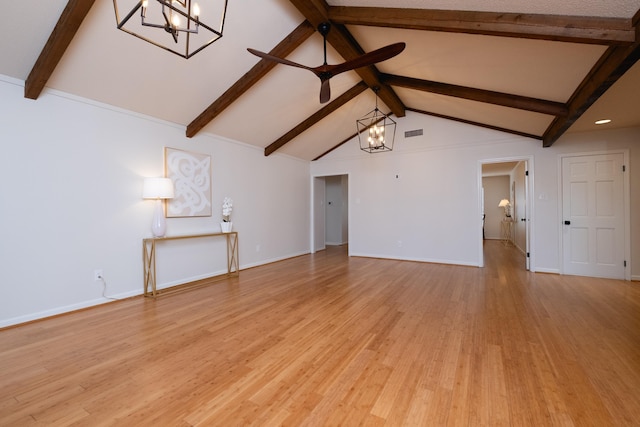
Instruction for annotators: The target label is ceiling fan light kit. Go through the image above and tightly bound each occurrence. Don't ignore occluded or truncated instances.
[113,0,228,59]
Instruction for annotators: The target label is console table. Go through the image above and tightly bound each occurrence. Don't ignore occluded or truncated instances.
[501,219,514,245]
[143,232,239,297]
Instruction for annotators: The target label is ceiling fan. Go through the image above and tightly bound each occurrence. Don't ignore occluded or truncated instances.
[247,23,405,103]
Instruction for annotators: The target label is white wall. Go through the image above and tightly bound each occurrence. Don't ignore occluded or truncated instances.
[0,76,310,327]
[311,111,639,277]
[2,75,637,328]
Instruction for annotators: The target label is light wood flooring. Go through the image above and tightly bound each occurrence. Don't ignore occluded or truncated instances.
[1,241,639,426]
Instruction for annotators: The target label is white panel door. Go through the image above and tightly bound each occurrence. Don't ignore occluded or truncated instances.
[562,153,625,279]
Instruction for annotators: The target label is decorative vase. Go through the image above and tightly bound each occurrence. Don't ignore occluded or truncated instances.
[220,221,233,233]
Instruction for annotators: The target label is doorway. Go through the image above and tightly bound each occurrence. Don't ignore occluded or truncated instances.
[479,157,533,270]
[312,174,349,253]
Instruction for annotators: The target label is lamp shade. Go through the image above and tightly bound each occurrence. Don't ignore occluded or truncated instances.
[143,178,174,199]
[498,199,510,208]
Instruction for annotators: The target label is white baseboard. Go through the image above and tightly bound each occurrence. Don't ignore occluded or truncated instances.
[533,268,560,274]
[350,252,480,267]
[0,290,138,329]
[240,251,310,270]
[1,251,311,329]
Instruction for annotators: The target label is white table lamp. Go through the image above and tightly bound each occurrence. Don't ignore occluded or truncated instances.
[143,177,174,237]
[498,198,512,218]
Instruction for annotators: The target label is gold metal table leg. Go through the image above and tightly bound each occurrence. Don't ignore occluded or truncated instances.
[226,232,239,276]
[143,240,157,297]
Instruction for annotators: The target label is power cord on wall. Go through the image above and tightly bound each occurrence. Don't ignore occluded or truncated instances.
[96,273,118,301]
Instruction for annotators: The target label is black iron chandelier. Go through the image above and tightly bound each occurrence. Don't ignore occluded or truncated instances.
[113,0,228,59]
[356,88,397,153]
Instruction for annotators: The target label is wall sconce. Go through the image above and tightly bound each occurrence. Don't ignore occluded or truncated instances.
[143,177,174,237]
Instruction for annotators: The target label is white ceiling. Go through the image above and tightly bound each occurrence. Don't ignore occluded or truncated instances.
[2,0,639,161]
[482,161,519,177]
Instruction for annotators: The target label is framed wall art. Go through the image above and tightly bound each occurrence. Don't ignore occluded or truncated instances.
[164,147,212,217]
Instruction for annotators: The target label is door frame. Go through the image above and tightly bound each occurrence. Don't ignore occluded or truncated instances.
[558,149,631,280]
[311,173,350,254]
[478,155,535,270]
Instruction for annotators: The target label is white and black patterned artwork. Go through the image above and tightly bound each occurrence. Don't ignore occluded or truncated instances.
[164,147,212,217]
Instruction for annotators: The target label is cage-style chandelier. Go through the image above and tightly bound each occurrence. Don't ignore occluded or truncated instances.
[356,88,396,153]
[113,0,228,59]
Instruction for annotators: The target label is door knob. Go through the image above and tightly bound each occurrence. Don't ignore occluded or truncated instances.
[564,220,571,225]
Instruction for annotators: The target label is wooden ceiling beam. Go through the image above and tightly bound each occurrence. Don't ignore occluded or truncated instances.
[329,7,636,45]
[382,74,567,116]
[406,107,542,141]
[325,23,405,117]
[24,0,96,99]
[288,0,405,118]
[265,81,368,156]
[544,11,640,146]
[186,21,315,138]
[543,42,640,146]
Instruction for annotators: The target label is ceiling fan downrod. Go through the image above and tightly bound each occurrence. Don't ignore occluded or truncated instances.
[318,22,331,66]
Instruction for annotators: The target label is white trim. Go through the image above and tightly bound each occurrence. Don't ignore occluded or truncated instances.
[0,73,304,165]
[310,172,351,256]
[239,251,310,270]
[350,253,480,268]
[0,290,139,329]
[478,155,535,272]
[0,74,24,87]
[535,268,561,275]
[0,251,313,328]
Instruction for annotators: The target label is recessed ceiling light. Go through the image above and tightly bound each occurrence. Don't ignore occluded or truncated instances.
[595,119,612,125]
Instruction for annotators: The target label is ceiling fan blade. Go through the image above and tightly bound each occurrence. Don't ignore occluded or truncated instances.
[329,42,406,77]
[248,37,405,104]
[247,48,313,72]
[319,79,331,103]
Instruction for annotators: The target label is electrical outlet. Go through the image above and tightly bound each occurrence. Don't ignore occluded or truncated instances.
[94,269,103,281]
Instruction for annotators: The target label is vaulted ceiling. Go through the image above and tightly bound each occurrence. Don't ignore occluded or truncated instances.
[4,0,640,161]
